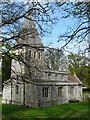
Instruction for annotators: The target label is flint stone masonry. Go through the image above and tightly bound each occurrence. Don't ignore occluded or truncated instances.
[2,17,83,107]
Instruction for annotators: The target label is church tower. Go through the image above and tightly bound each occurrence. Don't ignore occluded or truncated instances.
[11,16,44,81]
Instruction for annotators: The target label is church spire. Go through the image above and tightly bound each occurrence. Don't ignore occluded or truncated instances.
[19,16,44,48]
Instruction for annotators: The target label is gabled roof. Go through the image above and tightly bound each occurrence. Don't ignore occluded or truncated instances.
[68,74,82,85]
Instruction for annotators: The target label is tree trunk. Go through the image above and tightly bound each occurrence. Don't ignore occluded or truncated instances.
[11,80,12,104]
[23,80,25,106]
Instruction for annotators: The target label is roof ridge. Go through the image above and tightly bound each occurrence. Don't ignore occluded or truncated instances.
[74,73,82,84]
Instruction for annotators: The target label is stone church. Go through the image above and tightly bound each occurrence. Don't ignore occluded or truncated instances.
[2,17,83,107]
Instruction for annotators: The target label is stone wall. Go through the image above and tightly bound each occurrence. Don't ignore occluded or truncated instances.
[25,83,39,107]
[3,84,11,103]
[2,80,83,107]
[68,85,83,101]
[3,81,24,105]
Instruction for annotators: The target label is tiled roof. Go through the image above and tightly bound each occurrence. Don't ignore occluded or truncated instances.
[68,74,82,85]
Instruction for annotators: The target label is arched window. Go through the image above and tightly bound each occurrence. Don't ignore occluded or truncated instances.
[16,85,19,94]
[42,87,49,97]
[38,52,41,59]
[48,73,51,80]
[55,74,57,80]
[34,52,36,58]
[30,50,31,58]
[58,87,63,97]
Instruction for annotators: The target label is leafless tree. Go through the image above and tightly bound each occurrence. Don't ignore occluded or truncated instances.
[56,2,90,55]
[1,2,59,85]
[1,2,90,85]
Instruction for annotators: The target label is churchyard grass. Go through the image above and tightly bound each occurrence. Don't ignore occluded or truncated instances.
[0,96,2,120]
[2,101,88,119]
[0,96,1,104]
